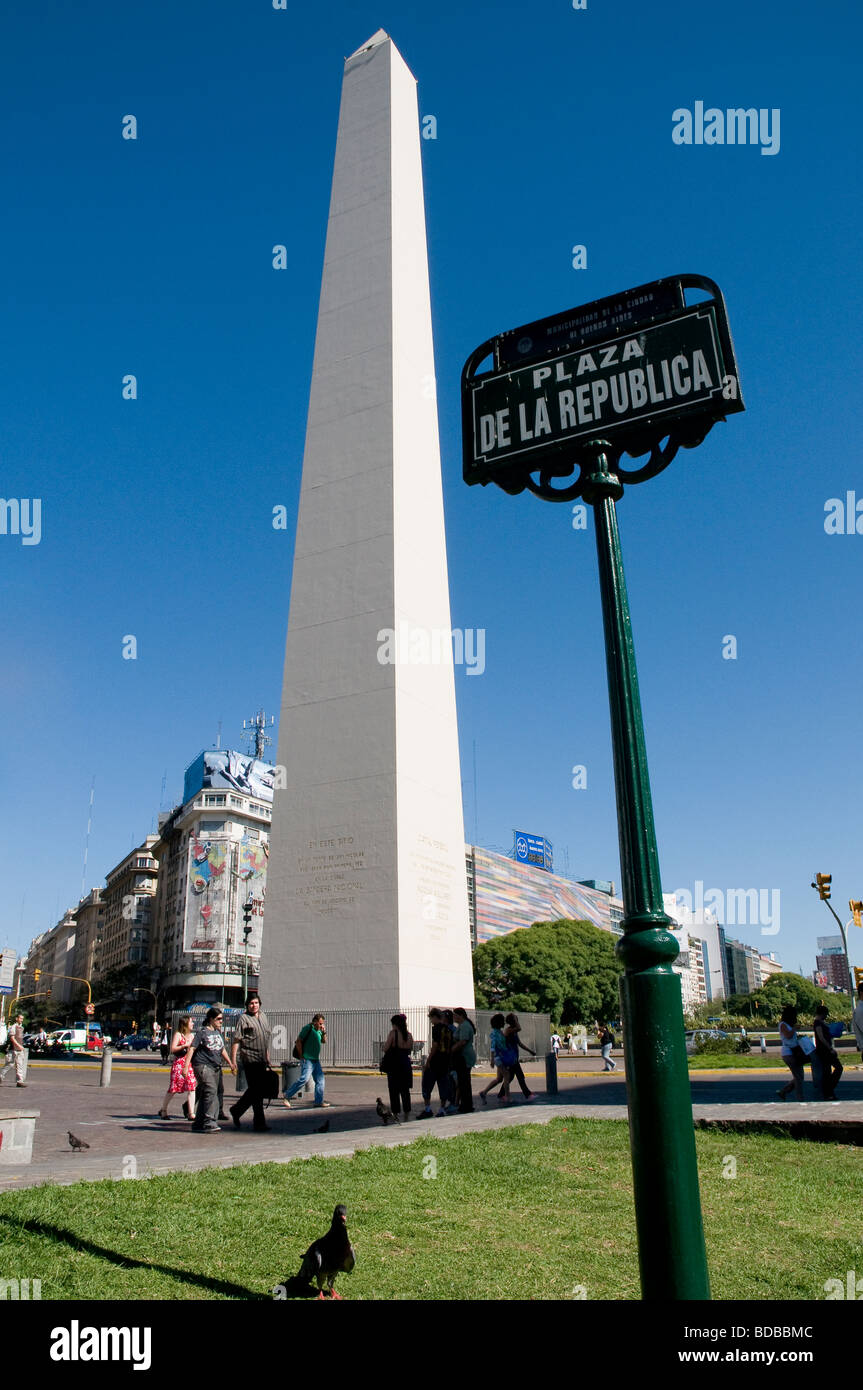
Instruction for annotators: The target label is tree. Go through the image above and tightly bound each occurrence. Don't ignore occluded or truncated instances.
[473,919,620,1024]
[722,973,850,1024]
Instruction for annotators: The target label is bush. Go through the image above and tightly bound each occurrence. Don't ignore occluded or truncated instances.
[694,1035,738,1056]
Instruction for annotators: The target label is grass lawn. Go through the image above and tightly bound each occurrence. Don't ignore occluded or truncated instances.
[0,1119,859,1300]
[688,1052,862,1070]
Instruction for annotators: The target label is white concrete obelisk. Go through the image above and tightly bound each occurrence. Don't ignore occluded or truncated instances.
[261,31,474,1010]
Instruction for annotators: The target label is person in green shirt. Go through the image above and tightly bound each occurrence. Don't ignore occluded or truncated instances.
[284,1013,331,1108]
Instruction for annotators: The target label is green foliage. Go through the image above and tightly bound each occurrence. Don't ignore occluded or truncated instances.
[693,1035,738,1056]
[472,918,620,1025]
[727,973,851,1025]
[686,975,852,1029]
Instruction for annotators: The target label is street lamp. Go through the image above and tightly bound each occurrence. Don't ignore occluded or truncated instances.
[810,874,857,999]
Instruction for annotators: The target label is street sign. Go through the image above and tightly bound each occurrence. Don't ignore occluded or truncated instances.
[495,277,684,370]
[462,274,744,489]
[84,1003,95,1015]
[0,949,16,995]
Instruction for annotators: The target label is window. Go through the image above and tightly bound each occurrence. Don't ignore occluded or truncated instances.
[230,796,244,808]
[204,794,226,807]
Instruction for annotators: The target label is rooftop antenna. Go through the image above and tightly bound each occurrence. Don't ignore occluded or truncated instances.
[472,739,478,845]
[216,719,223,751]
[81,777,95,897]
[243,709,275,762]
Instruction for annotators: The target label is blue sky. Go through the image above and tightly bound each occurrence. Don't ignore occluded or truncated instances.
[1,0,861,979]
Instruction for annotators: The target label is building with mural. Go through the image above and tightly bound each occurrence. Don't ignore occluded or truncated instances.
[147,750,274,1010]
[465,845,624,947]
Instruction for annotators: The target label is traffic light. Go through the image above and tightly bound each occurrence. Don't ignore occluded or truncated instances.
[850,899,863,928]
[813,873,832,901]
[242,900,253,925]
[855,967,863,990]
[0,954,3,967]
[34,969,41,981]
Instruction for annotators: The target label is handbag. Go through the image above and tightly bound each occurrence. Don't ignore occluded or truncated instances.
[263,1067,280,1100]
[798,1035,816,1057]
[380,1046,398,1075]
[293,1024,310,1060]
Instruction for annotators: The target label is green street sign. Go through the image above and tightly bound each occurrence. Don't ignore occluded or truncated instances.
[462,274,744,490]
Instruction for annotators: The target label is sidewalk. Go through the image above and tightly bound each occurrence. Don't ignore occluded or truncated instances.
[0,1060,859,1191]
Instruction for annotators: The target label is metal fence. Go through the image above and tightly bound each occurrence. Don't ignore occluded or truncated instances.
[169,1005,550,1069]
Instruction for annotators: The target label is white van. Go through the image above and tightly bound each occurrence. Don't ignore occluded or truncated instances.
[48,1028,88,1051]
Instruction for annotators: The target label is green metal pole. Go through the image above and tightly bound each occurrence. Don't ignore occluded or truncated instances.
[583,446,711,1300]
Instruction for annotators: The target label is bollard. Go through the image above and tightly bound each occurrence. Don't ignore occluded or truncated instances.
[760,1035,767,1054]
[545,1050,558,1095]
[99,1045,113,1087]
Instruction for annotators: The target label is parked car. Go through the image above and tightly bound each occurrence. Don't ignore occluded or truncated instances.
[684,1028,730,1054]
[118,1034,152,1052]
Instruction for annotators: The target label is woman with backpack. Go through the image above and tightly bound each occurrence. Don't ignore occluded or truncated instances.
[477,1012,515,1105]
[381,1013,414,1120]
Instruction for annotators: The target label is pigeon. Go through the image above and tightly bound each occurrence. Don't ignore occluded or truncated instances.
[67,1131,90,1152]
[295,1204,356,1299]
[376,1097,400,1125]
[314,1118,330,1134]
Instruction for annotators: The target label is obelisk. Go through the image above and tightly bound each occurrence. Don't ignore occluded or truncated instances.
[261,31,474,1010]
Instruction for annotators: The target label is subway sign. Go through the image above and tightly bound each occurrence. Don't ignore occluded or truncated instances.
[462,275,744,487]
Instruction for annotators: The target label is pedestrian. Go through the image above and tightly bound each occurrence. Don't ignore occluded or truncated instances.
[503,1013,538,1100]
[415,1008,455,1118]
[160,1025,171,1065]
[550,1031,561,1057]
[451,1007,476,1113]
[159,1015,197,1120]
[229,994,273,1131]
[598,1022,617,1071]
[381,1013,414,1120]
[812,1004,843,1102]
[186,1006,235,1132]
[563,1032,572,1055]
[0,1014,27,1088]
[776,1004,806,1102]
[477,1012,515,1105]
[284,1013,330,1109]
[853,985,863,1056]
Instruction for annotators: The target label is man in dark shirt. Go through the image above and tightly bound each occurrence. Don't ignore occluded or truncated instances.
[813,1005,842,1102]
[229,994,273,1131]
[190,1007,236,1132]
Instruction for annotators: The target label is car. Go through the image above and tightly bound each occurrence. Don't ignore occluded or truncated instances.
[684,1028,730,1054]
[119,1034,153,1051]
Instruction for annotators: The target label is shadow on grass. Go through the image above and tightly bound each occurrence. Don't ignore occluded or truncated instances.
[0,1213,268,1299]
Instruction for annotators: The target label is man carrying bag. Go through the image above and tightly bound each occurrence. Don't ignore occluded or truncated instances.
[229,994,274,1132]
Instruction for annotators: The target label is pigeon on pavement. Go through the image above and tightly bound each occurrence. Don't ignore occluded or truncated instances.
[67,1131,90,1152]
[376,1097,400,1125]
[295,1204,356,1299]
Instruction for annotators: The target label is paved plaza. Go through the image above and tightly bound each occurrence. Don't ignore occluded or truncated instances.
[1,1053,861,1191]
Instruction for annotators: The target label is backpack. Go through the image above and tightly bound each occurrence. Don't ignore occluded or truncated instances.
[292,1023,312,1060]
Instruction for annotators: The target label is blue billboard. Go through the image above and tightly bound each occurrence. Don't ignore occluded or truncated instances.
[513,831,553,872]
